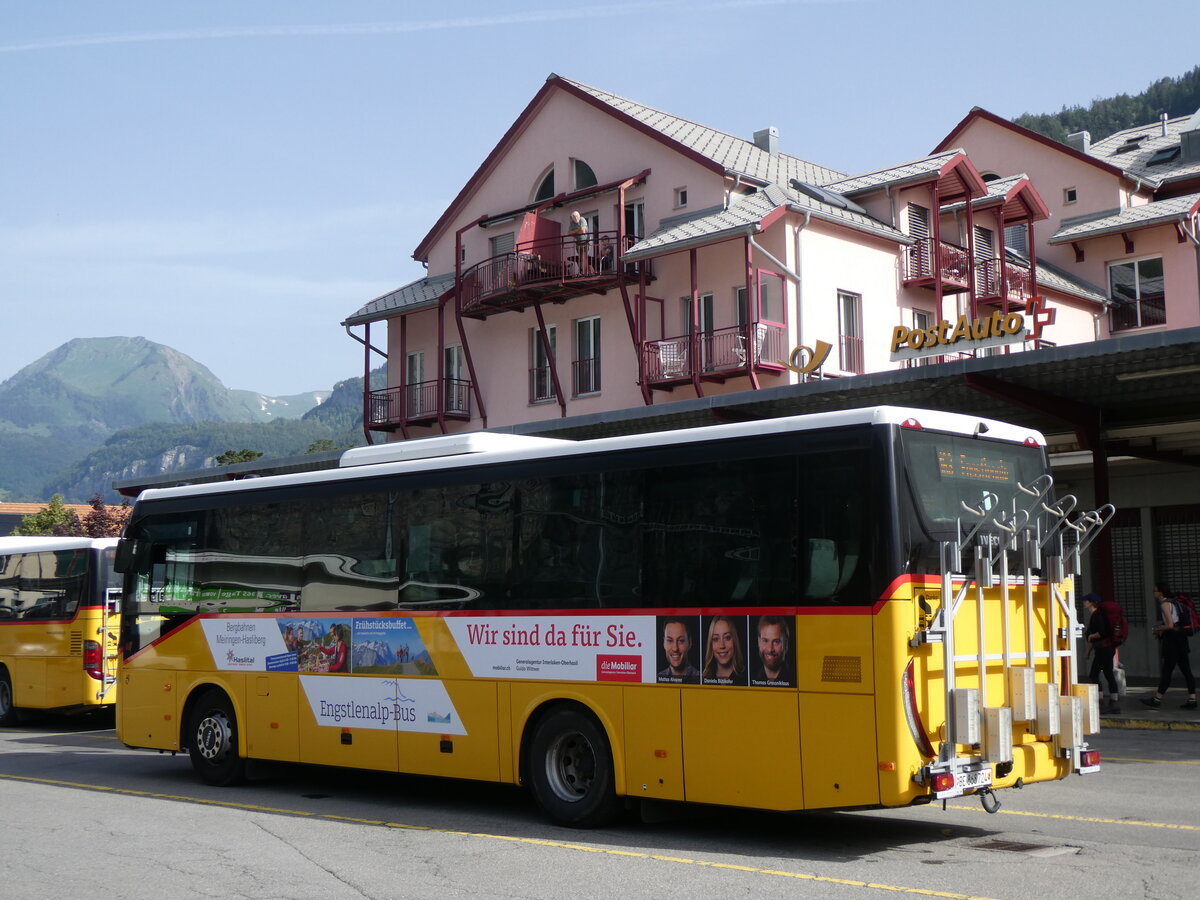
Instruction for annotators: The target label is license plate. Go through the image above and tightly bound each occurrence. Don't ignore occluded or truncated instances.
[958,768,992,790]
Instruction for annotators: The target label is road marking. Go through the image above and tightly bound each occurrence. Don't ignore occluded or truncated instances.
[946,804,1199,831]
[0,773,998,900]
[1102,756,1200,766]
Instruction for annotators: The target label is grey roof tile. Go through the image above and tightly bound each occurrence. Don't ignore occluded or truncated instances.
[1049,192,1200,243]
[623,182,907,261]
[822,151,963,194]
[1020,250,1107,305]
[342,272,455,325]
[559,76,847,186]
[1088,112,1200,188]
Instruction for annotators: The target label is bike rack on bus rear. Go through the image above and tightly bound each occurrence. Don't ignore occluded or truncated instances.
[911,475,1114,810]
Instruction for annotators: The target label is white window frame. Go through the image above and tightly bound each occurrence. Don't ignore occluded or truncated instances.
[530,325,557,403]
[837,290,864,375]
[573,316,601,396]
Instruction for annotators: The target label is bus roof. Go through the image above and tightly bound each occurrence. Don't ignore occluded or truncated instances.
[0,536,119,553]
[130,406,1046,507]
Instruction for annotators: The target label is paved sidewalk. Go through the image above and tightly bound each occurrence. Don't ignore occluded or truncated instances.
[1099,684,1200,731]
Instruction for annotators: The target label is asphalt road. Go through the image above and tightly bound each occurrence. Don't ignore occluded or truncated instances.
[0,715,1196,900]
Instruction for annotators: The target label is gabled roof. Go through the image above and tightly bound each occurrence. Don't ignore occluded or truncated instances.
[560,76,845,188]
[412,74,846,261]
[941,174,1050,223]
[623,182,907,262]
[822,150,988,201]
[1088,112,1200,189]
[1049,192,1200,244]
[933,107,1132,182]
[342,272,455,326]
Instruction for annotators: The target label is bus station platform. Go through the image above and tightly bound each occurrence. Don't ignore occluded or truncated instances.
[1100,683,1200,731]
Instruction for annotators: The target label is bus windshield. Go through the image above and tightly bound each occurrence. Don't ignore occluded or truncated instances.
[899,427,1050,537]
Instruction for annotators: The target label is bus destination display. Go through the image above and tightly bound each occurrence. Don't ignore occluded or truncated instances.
[936,447,1014,484]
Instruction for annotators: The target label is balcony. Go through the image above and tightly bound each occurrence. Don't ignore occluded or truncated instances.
[459,231,650,319]
[366,378,472,431]
[643,323,787,387]
[904,238,971,293]
[975,258,1033,310]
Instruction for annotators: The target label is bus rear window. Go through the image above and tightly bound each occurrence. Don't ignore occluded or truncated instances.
[900,430,1050,535]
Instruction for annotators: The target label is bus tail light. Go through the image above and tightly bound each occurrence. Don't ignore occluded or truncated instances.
[1079,749,1100,768]
[931,772,955,793]
[83,640,103,680]
[902,660,935,758]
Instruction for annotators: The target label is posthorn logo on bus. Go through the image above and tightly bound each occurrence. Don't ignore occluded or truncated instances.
[596,655,641,682]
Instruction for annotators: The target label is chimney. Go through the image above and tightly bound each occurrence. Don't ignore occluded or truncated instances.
[1161,112,1169,137]
[753,126,779,156]
[1182,108,1200,163]
[1066,130,1091,154]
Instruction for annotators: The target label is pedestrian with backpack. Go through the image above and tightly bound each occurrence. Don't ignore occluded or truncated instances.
[1082,593,1124,713]
[1141,581,1198,710]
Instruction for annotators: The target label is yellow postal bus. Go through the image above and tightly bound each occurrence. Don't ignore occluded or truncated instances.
[0,537,120,724]
[115,407,1110,826]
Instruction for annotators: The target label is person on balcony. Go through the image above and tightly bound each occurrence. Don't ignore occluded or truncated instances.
[568,211,590,274]
[598,237,614,271]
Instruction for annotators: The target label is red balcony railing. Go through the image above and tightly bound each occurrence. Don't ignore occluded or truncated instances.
[905,238,971,292]
[1110,295,1167,331]
[459,231,647,316]
[366,378,471,428]
[976,258,1033,308]
[642,324,787,383]
[572,357,601,396]
[529,366,556,403]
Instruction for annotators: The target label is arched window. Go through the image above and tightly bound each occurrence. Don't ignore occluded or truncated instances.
[534,168,555,202]
[980,172,1001,183]
[573,159,597,190]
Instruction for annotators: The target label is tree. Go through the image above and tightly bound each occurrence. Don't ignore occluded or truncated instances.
[215,449,264,466]
[12,494,83,536]
[81,493,132,537]
[305,439,344,454]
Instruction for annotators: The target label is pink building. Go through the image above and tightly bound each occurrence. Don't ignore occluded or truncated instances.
[936,107,1200,338]
[343,76,1197,444]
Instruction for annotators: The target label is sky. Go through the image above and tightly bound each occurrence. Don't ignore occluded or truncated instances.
[2,1,1198,397]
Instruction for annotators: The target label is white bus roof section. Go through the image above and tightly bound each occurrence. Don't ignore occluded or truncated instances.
[133,407,1047,505]
[0,537,119,553]
[339,433,575,468]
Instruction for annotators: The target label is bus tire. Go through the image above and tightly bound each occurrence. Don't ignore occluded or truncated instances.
[527,707,621,828]
[0,670,16,727]
[187,689,246,786]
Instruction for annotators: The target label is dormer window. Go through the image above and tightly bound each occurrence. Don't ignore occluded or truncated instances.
[1114,135,1148,154]
[573,159,597,190]
[1147,147,1181,166]
[534,168,555,202]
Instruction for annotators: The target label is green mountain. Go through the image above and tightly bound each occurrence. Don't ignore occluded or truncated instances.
[0,337,340,502]
[1014,65,1200,143]
[44,370,377,503]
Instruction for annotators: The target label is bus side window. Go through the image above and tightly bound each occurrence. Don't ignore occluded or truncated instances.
[797,449,869,604]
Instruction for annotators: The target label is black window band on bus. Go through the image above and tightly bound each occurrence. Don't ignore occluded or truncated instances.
[120,426,882,642]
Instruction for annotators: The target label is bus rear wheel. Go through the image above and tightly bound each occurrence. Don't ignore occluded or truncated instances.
[188,689,246,786]
[0,671,16,726]
[528,707,622,828]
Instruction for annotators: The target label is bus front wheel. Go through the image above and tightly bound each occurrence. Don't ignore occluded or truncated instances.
[187,689,246,786]
[0,671,16,727]
[528,707,622,828]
